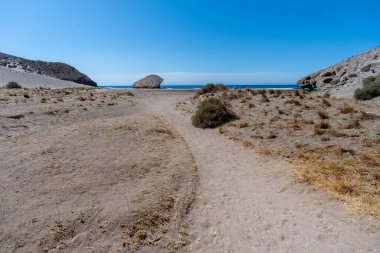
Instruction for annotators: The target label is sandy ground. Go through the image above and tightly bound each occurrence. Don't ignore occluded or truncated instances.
[0,89,197,252]
[1,88,380,252]
[135,90,380,253]
[0,67,89,88]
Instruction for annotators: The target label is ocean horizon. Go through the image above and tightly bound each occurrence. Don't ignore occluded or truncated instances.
[99,84,300,90]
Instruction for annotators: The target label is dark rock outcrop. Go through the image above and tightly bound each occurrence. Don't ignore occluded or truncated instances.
[0,52,97,87]
[297,46,380,97]
[133,75,163,89]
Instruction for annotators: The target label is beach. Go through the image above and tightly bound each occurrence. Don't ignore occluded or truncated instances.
[1,88,379,252]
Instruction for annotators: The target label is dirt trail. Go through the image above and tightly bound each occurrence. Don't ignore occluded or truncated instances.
[137,91,380,253]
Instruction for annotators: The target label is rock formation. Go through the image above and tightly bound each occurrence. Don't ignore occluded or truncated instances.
[297,46,380,98]
[0,52,97,87]
[133,75,163,89]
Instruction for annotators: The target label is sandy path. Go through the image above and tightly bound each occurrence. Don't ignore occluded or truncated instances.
[136,91,380,253]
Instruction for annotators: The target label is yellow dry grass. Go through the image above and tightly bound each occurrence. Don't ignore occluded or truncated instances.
[257,146,279,156]
[292,146,380,218]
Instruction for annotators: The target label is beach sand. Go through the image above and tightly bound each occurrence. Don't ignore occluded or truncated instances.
[0,88,379,252]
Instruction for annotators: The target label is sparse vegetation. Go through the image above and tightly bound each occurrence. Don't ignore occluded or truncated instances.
[348,73,358,78]
[339,103,356,114]
[192,97,236,128]
[318,121,330,129]
[5,81,22,89]
[361,64,372,72]
[293,148,380,217]
[179,88,380,218]
[196,83,228,96]
[7,114,24,119]
[322,98,332,107]
[354,74,380,100]
[317,111,329,119]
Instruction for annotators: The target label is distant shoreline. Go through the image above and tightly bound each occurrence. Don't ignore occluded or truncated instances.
[99,84,300,90]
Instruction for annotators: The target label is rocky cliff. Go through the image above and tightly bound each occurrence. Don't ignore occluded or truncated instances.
[297,46,380,98]
[0,52,97,87]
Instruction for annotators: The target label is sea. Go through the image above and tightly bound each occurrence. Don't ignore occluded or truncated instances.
[100,84,300,90]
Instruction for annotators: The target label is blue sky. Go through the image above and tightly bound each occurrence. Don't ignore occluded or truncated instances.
[0,0,379,85]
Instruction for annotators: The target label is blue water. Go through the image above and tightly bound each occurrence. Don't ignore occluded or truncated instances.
[100,84,300,90]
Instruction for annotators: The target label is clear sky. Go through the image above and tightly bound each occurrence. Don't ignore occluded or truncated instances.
[0,0,379,85]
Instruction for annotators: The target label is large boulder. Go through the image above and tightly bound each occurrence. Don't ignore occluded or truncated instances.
[133,75,163,89]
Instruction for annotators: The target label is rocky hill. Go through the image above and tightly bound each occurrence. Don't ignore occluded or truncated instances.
[0,52,97,87]
[297,46,380,98]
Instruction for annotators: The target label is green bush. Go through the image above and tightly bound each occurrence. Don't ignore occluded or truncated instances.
[197,83,227,96]
[348,73,358,78]
[5,81,22,89]
[192,97,236,128]
[361,64,372,72]
[354,74,380,100]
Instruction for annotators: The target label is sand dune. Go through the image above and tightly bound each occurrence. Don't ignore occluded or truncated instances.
[0,66,89,89]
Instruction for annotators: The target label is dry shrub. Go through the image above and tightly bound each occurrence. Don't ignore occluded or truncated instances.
[313,127,323,136]
[151,127,174,137]
[318,121,330,129]
[329,129,349,138]
[318,111,329,119]
[343,119,361,129]
[322,98,332,107]
[196,83,227,96]
[7,114,24,119]
[5,81,22,89]
[258,146,278,156]
[288,118,302,130]
[249,90,257,96]
[358,111,380,120]
[339,103,356,114]
[243,140,254,149]
[238,122,249,128]
[192,97,237,128]
[275,90,283,95]
[287,99,301,106]
[362,137,376,147]
[323,92,331,98]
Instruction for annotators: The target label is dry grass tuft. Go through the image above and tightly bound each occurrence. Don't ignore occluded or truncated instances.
[339,103,356,114]
[322,98,332,107]
[257,146,278,156]
[317,111,329,119]
[358,111,380,120]
[7,114,25,119]
[286,99,301,106]
[343,119,361,129]
[243,140,254,149]
[318,121,330,129]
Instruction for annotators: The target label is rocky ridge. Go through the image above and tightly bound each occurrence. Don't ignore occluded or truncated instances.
[0,52,97,87]
[297,46,380,98]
